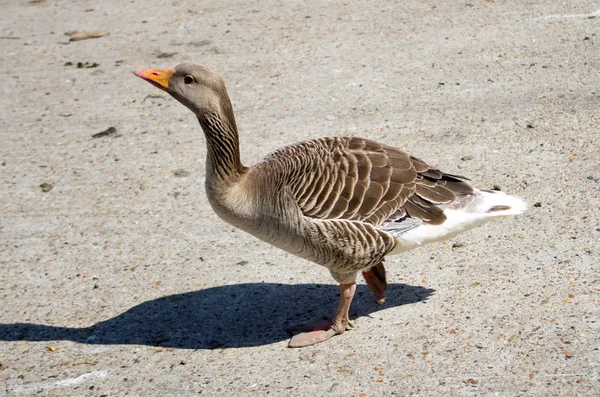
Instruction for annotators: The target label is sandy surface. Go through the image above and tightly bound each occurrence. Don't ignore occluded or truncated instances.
[1,0,599,395]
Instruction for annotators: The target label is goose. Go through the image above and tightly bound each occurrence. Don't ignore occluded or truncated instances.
[135,64,526,348]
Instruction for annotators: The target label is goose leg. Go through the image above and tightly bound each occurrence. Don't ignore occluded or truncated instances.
[288,282,356,348]
[362,262,387,305]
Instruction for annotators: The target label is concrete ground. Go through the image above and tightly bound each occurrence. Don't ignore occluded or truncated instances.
[1,0,599,395]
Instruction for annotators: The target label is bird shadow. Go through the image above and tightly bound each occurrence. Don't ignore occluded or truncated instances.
[0,283,434,349]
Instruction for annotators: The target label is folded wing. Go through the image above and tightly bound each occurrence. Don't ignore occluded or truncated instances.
[286,137,473,229]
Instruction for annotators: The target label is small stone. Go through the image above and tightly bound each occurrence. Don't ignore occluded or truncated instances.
[40,183,53,192]
[461,155,474,161]
[492,185,501,191]
[189,39,212,47]
[467,378,478,385]
[325,115,336,121]
[173,169,190,177]
[92,127,117,138]
[47,346,57,352]
[77,61,99,69]
[452,242,464,248]
[533,202,542,207]
[156,52,178,59]
[68,31,106,42]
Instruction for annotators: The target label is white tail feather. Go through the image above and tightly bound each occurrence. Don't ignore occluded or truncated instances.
[474,189,527,216]
[388,189,526,255]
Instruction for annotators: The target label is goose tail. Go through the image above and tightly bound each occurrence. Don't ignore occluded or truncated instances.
[474,189,527,217]
[388,189,526,255]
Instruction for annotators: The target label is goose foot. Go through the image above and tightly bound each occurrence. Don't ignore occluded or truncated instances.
[287,282,356,348]
[287,320,355,348]
[362,262,387,305]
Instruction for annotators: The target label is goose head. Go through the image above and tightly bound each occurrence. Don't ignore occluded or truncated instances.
[135,63,232,120]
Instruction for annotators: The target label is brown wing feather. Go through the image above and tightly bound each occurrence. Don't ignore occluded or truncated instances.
[272,137,473,227]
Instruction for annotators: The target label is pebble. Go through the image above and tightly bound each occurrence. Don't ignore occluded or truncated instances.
[586,175,599,183]
[40,183,53,192]
[92,127,118,139]
[77,61,99,69]
[68,31,106,42]
[156,52,178,59]
[173,169,191,177]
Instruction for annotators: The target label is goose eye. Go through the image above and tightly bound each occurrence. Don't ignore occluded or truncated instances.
[184,75,195,84]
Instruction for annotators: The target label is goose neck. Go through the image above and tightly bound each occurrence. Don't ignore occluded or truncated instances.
[198,113,245,182]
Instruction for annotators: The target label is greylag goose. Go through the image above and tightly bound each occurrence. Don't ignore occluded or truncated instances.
[135,64,526,348]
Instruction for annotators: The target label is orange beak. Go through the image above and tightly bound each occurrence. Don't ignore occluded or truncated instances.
[134,67,175,91]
